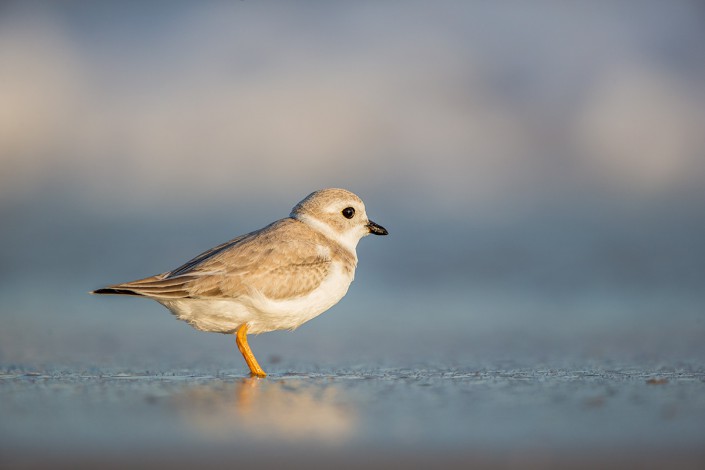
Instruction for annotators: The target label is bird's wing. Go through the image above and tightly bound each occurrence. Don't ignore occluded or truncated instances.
[97,219,332,300]
[166,233,251,277]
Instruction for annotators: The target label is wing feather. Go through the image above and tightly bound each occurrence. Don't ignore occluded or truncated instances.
[94,219,336,301]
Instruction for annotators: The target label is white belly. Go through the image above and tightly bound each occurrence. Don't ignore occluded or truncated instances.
[158,262,354,334]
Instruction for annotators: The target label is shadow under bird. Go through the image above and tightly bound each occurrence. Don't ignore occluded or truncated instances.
[92,188,388,377]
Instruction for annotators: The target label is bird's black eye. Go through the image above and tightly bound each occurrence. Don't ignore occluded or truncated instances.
[342,207,355,219]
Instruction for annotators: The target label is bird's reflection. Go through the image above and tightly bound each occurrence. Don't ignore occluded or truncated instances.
[172,378,356,443]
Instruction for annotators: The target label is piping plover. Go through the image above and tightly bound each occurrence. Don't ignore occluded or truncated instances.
[92,188,388,377]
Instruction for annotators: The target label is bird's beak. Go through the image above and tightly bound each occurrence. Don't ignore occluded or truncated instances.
[367,220,388,236]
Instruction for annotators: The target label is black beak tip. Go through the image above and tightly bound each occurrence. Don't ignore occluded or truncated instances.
[367,221,388,236]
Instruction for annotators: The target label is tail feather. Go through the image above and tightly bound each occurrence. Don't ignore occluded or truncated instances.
[91,288,144,296]
[91,274,194,299]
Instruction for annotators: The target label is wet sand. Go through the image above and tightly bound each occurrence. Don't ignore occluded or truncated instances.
[2,364,704,469]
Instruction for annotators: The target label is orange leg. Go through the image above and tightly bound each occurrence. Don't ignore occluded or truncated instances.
[236,324,267,378]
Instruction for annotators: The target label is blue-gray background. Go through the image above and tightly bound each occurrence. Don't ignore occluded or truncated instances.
[1,1,704,467]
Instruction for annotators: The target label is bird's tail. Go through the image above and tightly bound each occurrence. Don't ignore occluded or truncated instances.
[91,273,192,299]
[91,287,145,296]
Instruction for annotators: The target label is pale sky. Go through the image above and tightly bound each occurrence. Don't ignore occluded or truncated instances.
[1,1,704,214]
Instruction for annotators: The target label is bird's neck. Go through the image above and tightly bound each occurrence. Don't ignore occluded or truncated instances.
[291,214,359,263]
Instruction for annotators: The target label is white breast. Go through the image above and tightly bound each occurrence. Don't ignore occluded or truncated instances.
[245,261,354,333]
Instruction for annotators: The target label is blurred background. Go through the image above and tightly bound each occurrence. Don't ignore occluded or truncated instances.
[1,0,704,466]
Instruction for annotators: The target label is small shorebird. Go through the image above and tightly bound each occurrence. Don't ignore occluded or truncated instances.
[92,188,388,377]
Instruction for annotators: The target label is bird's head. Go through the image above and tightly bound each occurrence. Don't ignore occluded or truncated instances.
[290,188,388,254]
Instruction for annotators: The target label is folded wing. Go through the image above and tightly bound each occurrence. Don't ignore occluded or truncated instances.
[92,219,332,301]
